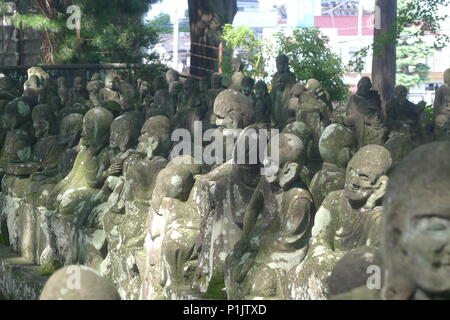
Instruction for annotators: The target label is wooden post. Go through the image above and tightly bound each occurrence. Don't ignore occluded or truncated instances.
[218,41,223,73]
[76,27,81,61]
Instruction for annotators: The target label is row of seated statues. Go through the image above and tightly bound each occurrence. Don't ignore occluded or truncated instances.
[0,56,449,300]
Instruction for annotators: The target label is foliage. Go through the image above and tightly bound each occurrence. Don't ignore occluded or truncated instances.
[274,28,349,102]
[221,24,267,79]
[148,12,190,34]
[397,0,449,49]
[9,0,161,64]
[396,27,433,88]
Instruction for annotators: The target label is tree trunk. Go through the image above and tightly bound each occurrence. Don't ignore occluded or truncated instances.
[188,0,237,77]
[372,0,397,120]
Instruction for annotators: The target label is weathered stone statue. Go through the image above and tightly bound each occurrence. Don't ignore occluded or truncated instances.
[254,80,271,123]
[386,85,425,131]
[240,76,256,108]
[289,145,391,300]
[150,156,203,299]
[193,124,263,298]
[99,73,122,112]
[0,98,33,171]
[176,78,202,113]
[67,76,89,107]
[2,104,62,198]
[286,83,306,124]
[433,69,450,141]
[380,141,450,300]
[166,69,179,86]
[271,54,296,98]
[229,58,245,91]
[100,116,170,299]
[168,81,182,119]
[297,79,332,154]
[272,73,294,129]
[225,133,314,300]
[87,72,104,109]
[345,77,387,148]
[23,75,43,107]
[384,123,415,168]
[46,107,114,217]
[56,76,70,108]
[146,89,172,120]
[309,124,357,209]
[204,73,225,129]
[40,265,120,300]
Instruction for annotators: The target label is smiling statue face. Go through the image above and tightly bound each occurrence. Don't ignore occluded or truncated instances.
[343,145,391,203]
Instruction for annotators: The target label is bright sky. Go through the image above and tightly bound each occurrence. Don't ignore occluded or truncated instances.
[146,0,188,20]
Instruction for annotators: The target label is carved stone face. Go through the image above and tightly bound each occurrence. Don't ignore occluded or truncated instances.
[264,133,303,189]
[357,77,372,97]
[344,145,391,203]
[166,69,179,85]
[240,77,254,96]
[110,114,141,152]
[33,119,50,139]
[80,107,114,151]
[60,114,83,147]
[137,116,171,159]
[73,77,84,93]
[319,124,356,167]
[276,55,289,73]
[395,86,408,105]
[255,81,268,99]
[231,58,243,72]
[214,90,254,130]
[382,142,450,298]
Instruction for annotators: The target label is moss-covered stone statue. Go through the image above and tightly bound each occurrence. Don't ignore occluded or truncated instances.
[386,85,426,132]
[225,133,314,300]
[204,73,225,129]
[288,145,391,300]
[272,73,294,129]
[229,58,245,91]
[56,76,70,108]
[271,54,296,98]
[67,76,89,107]
[46,107,114,216]
[99,73,122,112]
[384,123,415,168]
[86,72,104,109]
[297,79,332,157]
[345,77,387,148]
[254,80,272,123]
[433,69,450,141]
[2,104,62,198]
[335,142,450,300]
[309,124,357,209]
[0,98,33,175]
[166,69,179,86]
[240,76,256,109]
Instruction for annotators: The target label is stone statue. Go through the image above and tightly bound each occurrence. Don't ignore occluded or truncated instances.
[67,76,89,107]
[286,83,306,125]
[433,69,450,140]
[176,78,202,113]
[384,123,415,168]
[146,89,172,120]
[345,77,387,148]
[229,58,245,91]
[166,69,179,86]
[380,141,450,300]
[254,80,271,123]
[2,104,62,198]
[204,73,225,129]
[56,77,70,108]
[0,98,33,171]
[23,75,43,107]
[297,79,332,158]
[86,73,104,109]
[271,54,296,98]
[99,73,122,112]
[289,145,391,300]
[386,85,425,131]
[40,265,120,300]
[309,124,357,209]
[168,81,183,119]
[272,73,294,129]
[240,76,256,109]
[225,133,314,299]
[46,107,114,216]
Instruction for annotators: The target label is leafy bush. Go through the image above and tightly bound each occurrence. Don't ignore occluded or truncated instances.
[274,28,349,102]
